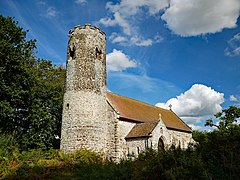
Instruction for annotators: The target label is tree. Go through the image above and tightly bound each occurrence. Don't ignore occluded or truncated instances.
[0,15,36,132]
[0,15,65,149]
[197,106,240,179]
[205,106,240,130]
[21,59,65,149]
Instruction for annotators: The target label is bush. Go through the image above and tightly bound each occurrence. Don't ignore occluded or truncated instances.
[195,126,240,180]
[2,125,240,179]
[134,147,209,180]
[0,132,20,160]
[0,132,20,177]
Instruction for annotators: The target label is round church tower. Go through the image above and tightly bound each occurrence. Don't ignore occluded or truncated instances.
[60,24,108,153]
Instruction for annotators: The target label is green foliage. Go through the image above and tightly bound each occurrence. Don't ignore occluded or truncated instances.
[0,15,36,132]
[0,132,20,177]
[1,127,240,180]
[0,15,65,150]
[192,130,208,145]
[205,106,240,130]
[195,106,240,179]
[0,132,19,160]
[19,59,65,150]
[135,147,209,180]
[194,125,240,180]
[1,147,134,180]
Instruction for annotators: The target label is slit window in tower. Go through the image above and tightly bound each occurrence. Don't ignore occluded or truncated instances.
[95,47,102,60]
[69,45,75,59]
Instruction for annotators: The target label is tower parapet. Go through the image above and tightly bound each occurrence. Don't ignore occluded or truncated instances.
[60,24,108,153]
[65,24,106,94]
[69,24,106,36]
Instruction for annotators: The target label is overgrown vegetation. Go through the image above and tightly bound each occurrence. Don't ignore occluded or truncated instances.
[1,15,240,179]
[1,125,240,179]
[0,15,65,150]
[0,137,134,179]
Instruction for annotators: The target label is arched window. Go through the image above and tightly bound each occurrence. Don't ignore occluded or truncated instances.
[178,140,181,148]
[158,137,165,151]
[145,139,148,149]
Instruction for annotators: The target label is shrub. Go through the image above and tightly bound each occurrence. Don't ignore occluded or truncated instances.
[0,132,20,177]
[134,147,209,180]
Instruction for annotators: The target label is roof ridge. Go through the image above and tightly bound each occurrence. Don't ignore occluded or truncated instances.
[135,120,160,125]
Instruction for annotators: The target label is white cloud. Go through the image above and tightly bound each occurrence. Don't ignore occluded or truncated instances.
[161,0,240,36]
[99,0,168,46]
[225,33,240,57]
[101,0,169,33]
[188,124,216,131]
[230,95,239,102]
[109,33,128,44]
[36,1,58,18]
[100,0,239,40]
[109,32,163,46]
[46,7,57,18]
[156,84,225,124]
[37,1,46,6]
[130,36,153,46]
[106,49,137,71]
[154,34,164,43]
[74,0,87,5]
[188,124,204,131]
[100,11,132,35]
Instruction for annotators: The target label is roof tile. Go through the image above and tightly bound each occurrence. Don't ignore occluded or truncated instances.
[125,121,159,139]
[107,92,192,133]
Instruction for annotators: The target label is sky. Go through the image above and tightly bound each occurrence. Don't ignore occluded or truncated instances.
[1,0,240,130]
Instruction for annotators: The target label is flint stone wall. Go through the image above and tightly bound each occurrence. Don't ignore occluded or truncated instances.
[115,120,136,159]
[124,119,193,158]
[168,129,192,149]
[60,25,112,155]
[61,24,193,161]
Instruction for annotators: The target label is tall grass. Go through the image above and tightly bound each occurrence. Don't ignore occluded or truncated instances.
[0,133,134,179]
[1,131,239,179]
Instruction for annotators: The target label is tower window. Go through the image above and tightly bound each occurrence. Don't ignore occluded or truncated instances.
[95,47,102,60]
[69,45,75,59]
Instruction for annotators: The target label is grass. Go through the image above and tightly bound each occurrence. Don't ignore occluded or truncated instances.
[0,133,134,179]
[2,130,239,179]
[0,149,134,179]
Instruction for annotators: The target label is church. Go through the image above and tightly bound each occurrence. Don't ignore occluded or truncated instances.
[60,24,193,161]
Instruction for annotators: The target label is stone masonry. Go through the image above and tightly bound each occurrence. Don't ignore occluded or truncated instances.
[60,24,114,156]
[60,24,194,161]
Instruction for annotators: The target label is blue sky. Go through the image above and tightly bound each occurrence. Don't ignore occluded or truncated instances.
[1,0,240,130]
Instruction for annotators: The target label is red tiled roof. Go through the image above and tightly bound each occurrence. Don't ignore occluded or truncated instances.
[107,92,192,133]
[125,121,159,139]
